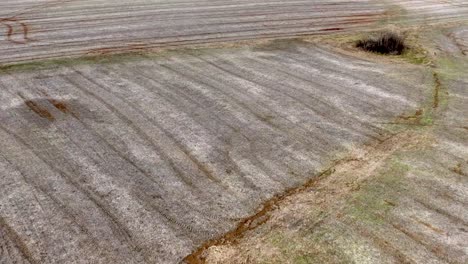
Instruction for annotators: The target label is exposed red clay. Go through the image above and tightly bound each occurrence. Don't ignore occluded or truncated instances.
[24,100,55,121]
[183,166,339,264]
[0,18,32,44]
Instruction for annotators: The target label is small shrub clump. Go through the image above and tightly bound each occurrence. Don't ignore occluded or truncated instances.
[356,32,405,55]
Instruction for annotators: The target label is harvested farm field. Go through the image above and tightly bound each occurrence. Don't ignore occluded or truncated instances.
[0,1,467,264]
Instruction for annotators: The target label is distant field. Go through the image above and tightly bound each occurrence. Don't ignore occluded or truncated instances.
[1,0,468,65]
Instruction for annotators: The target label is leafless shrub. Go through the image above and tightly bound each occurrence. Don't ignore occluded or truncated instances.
[356,32,405,55]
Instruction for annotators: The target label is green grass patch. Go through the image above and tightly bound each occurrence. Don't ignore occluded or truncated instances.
[345,157,410,225]
[400,45,431,65]
[436,57,467,80]
[0,52,149,73]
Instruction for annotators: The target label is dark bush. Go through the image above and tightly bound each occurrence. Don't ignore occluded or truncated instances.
[356,32,405,55]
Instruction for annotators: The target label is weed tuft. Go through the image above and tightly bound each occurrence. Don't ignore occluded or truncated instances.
[356,32,405,55]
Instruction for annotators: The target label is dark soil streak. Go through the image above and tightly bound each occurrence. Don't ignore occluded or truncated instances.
[49,99,69,113]
[432,72,441,109]
[352,222,415,264]
[184,131,408,263]
[398,109,423,121]
[0,18,31,44]
[39,90,79,118]
[23,100,55,121]
[391,222,452,262]
[448,32,468,56]
[183,165,338,263]
[6,23,13,39]
[450,163,465,176]
[414,198,468,227]
[21,22,31,41]
[319,27,343,31]
[412,217,445,234]
[0,216,38,264]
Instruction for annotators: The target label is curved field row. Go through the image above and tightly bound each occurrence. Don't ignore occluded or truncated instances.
[0,41,431,263]
[197,27,468,264]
